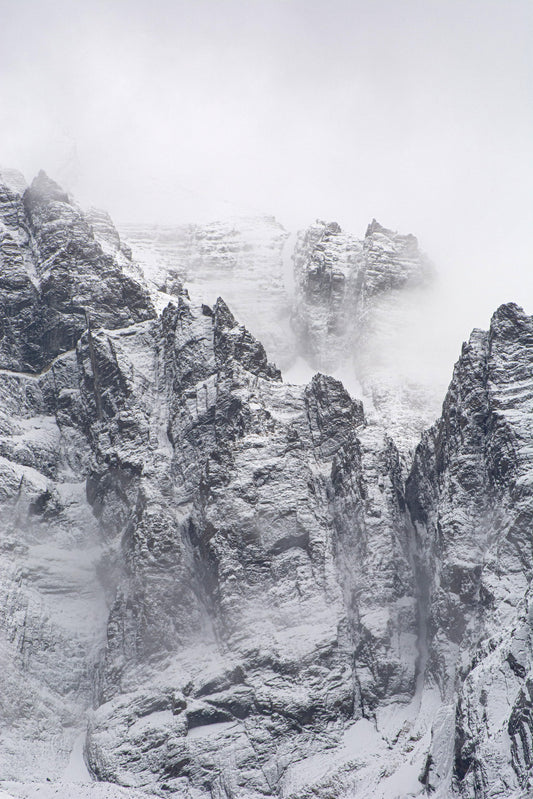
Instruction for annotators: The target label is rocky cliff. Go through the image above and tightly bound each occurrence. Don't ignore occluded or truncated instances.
[406,302,533,798]
[123,216,445,456]
[292,218,442,451]
[120,218,294,372]
[0,172,532,799]
[292,219,432,371]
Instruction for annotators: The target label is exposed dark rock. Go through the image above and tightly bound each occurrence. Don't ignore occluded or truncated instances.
[0,170,155,373]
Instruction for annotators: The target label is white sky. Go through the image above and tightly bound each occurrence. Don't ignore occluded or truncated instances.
[1,0,532,345]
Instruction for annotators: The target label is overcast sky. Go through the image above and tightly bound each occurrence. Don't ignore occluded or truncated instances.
[1,0,532,340]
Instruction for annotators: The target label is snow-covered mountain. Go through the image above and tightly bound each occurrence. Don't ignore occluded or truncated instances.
[0,170,532,799]
[119,218,294,372]
[121,215,446,456]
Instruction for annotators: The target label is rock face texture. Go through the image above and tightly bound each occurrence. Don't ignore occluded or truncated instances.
[292,218,432,373]
[292,219,446,453]
[406,303,533,798]
[0,168,155,781]
[81,295,422,798]
[123,217,445,453]
[1,172,533,799]
[120,218,294,371]
[0,170,154,375]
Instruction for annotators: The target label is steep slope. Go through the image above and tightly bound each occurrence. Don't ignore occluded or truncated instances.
[292,219,432,371]
[406,303,533,798]
[0,169,155,780]
[0,174,421,797]
[78,290,420,796]
[2,170,533,799]
[123,217,446,457]
[0,170,154,373]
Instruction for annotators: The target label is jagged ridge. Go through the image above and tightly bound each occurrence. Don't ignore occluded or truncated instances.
[0,172,532,799]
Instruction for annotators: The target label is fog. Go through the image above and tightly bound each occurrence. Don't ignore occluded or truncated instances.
[1,0,532,361]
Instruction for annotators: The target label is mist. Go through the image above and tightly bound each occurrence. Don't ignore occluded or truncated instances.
[1,0,531,368]
[2,4,533,792]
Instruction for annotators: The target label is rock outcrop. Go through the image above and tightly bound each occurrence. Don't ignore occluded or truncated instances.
[72,287,420,797]
[120,217,294,371]
[0,169,154,373]
[293,219,441,451]
[406,303,533,797]
[0,167,155,781]
[123,216,445,455]
[292,219,432,372]
[1,172,533,799]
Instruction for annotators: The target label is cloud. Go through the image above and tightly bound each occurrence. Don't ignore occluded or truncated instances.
[1,0,531,360]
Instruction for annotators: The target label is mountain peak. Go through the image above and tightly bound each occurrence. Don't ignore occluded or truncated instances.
[365,218,394,237]
[27,170,69,203]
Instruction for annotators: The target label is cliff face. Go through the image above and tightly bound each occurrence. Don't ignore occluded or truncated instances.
[0,170,154,374]
[292,219,431,370]
[0,169,155,780]
[1,172,533,799]
[120,218,294,372]
[81,294,421,797]
[123,216,444,454]
[406,303,533,798]
[0,174,419,796]
[292,218,441,451]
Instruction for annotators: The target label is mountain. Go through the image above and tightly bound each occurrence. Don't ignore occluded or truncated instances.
[121,216,446,457]
[119,218,294,372]
[292,218,445,451]
[0,170,531,799]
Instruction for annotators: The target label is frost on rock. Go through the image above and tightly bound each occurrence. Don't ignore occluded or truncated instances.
[406,303,533,798]
[81,294,419,797]
[1,172,533,799]
[122,216,445,458]
[0,169,155,374]
[120,217,294,372]
[292,218,445,455]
